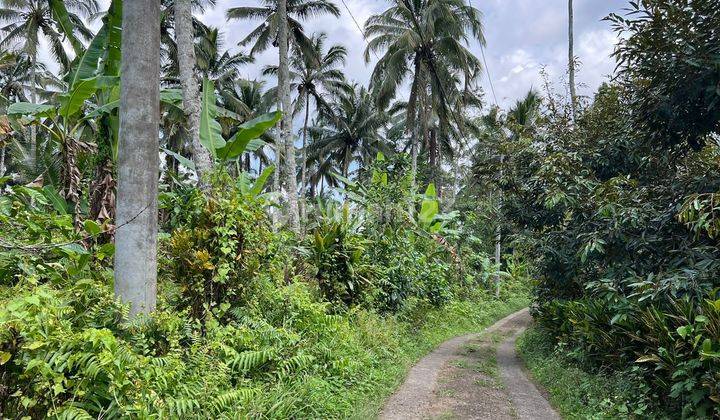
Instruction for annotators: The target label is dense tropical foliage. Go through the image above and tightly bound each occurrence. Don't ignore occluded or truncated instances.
[0,0,718,417]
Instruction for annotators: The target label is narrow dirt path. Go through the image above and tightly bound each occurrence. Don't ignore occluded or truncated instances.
[380,308,559,420]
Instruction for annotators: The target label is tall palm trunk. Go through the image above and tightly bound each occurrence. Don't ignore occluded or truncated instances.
[175,0,212,189]
[0,142,5,177]
[115,0,161,318]
[29,55,37,174]
[568,0,577,120]
[272,124,282,227]
[428,127,437,183]
[278,0,300,231]
[299,93,310,223]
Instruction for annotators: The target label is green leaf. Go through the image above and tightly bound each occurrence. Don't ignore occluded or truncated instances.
[103,0,123,76]
[15,186,48,206]
[216,111,280,161]
[199,78,225,157]
[61,76,119,118]
[42,185,68,214]
[0,351,10,365]
[49,0,83,55]
[71,24,108,87]
[246,138,266,152]
[250,165,275,196]
[162,148,196,171]
[60,243,90,256]
[419,183,439,228]
[677,325,691,338]
[160,88,183,105]
[85,99,119,119]
[8,103,56,118]
[83,220,102,236]
[424,183,437,199]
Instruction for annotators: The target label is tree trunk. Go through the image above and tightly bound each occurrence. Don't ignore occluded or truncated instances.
[0,143,5,178]
[429,127,437,187]
[272,125,282,227]
[115,0,160,318]
[299,93,310,223]
[568,0,577,120]
[175,0,212,188]
[277,0,300,231]
[29,55,37,174]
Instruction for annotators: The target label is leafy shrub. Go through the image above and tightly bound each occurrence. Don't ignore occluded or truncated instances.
[306,201,375,307]
[162,171,281,321]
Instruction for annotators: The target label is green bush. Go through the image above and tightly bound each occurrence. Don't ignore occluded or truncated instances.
[162,172,281,321]
[306,202,375,307]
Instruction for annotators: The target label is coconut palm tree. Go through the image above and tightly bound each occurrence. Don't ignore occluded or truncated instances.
[264,32,348,214]
[225,0,340,57]
[507,89,541,140]
[0,0,98,71]
[195,28,253,87]
[228,0,339,231]
[174,0,214,188]
[307,84,390,179]
[0,52,61,182]
[364,0,484,191]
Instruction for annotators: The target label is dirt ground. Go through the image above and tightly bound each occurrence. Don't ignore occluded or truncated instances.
[380,309,559,420]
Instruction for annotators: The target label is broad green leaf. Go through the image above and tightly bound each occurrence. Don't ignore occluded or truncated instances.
[677,325,691,338]
[246,138,266,152]
[0,351,10,365]
[162,148,196,171]
[103,0,123,76]
[60,243,90,256]
[15,186,48,206]
[49,0,83,55]
[199,78,225,157]
[330,172,356,187]
[85,99,119,119]
[8,103,56,118]
[42,185,68,214]
[71,24,108,87]
[424,183,437,199]
[250,165,275,196]
[216,111,280,161]
[419,183,439,228]
[160,89,183,105]
[83,220,102,236]
[60,76,119,119]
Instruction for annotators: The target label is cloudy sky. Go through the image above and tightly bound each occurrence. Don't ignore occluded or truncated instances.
[41,1,623,109]
[198,0,623,108]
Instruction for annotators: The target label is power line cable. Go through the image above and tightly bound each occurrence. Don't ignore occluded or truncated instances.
[480,44,499,107]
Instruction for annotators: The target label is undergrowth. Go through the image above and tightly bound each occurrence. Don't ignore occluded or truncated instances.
[517,327,669,419]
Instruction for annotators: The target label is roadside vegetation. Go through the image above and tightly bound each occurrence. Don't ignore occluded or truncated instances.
[496,2,720,418]
[0,0,718,418]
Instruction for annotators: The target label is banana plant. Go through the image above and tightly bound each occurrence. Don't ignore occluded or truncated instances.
[165,78,282,170]
[6,0,123,230]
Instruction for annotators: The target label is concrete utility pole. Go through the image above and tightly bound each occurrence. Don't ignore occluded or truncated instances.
[114,0,160,317]
[495,154,504,298]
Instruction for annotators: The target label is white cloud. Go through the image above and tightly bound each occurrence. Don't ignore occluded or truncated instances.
[33,0,621,111]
